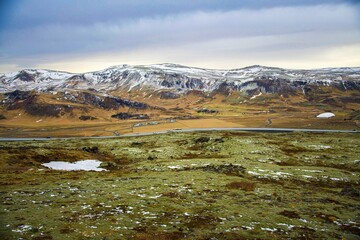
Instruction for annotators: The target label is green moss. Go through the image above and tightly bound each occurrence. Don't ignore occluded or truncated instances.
[0,131,359,239]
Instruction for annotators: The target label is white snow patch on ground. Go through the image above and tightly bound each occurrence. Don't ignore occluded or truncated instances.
[308,145,332,149]
[261,227,278,232]
[167,165,183,169]
[316,112,335,118]
[42,160,107,171]
[302,175,314,178]
[277,223,295,229]
[250,92,262,100]
[297,169,323,173]
[12,225,32,233]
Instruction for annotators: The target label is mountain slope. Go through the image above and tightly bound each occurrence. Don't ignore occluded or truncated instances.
[1,64,360,95]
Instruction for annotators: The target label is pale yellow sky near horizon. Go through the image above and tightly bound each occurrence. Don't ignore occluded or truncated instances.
[1,43,359,73]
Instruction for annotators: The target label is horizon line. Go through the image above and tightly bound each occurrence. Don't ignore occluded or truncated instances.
[1,63,360,74]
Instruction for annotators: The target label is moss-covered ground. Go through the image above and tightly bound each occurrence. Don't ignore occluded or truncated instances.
[0,131,359,239]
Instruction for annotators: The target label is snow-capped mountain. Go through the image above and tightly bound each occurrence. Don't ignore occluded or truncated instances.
[1,64,360,94]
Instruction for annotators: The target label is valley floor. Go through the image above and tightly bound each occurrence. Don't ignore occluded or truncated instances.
[0,113,358,138]
[0,131,359,239]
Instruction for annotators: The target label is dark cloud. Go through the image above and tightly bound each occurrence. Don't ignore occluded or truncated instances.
[2,0,358,30]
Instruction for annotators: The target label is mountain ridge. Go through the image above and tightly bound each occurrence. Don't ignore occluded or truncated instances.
[1,64,360,94]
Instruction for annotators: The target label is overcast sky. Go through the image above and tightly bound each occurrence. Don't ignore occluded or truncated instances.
[0,0,359,73]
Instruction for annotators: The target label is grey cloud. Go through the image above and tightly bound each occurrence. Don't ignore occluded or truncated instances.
[2,0,358,30]
[0,1,359,71]
[2,5,358,56]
